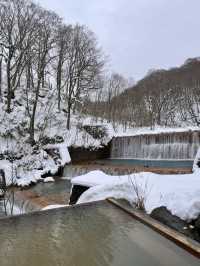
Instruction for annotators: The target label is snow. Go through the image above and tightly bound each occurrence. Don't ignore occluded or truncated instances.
[43,176,55,183]
[6,205,22,216]
[114,126,200,137]
[71,170,117,187]
[0,149,60,186]
[0,90,113,187]
[0,85,199,194]
[44,143,71,166]
[42,204,67,211]
[72,170,200,221]
[58,144,71,165]
[193,147,200,172]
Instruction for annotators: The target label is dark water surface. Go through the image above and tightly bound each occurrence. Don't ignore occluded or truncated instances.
[28,178,72,196]
[0,201,199,266]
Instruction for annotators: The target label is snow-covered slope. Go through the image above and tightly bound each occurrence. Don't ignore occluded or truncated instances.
[0,91,113,187]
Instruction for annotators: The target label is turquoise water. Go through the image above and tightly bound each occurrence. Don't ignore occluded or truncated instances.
[99,158,193,168]
[0,201,199,266]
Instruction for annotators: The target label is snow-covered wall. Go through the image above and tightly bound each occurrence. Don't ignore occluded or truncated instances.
[111,130,200,160]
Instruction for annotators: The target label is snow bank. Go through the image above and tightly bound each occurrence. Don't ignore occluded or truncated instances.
[72,170,200,221]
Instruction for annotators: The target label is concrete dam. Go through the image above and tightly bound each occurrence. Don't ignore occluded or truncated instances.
[110,131,200,160]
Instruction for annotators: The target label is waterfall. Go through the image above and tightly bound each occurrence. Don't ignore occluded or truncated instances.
[111,131,200,160]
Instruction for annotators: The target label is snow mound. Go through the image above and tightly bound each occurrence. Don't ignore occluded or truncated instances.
[43,176,55,183]
[72,170,200,221]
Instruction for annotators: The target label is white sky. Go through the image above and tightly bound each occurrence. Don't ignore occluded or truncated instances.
[37,0,200,81]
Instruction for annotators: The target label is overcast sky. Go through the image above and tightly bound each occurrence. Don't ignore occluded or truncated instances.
[37,0,200,81]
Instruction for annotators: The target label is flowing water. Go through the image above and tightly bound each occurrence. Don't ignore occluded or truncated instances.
[0,201,199,266]
[111,131,200,160]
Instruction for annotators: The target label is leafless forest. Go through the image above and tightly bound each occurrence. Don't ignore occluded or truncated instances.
[86,58,200,130]
[0,0,106,145]
[0,0,200,145]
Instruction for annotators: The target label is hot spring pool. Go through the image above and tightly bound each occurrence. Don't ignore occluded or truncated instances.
[0,201,199,266]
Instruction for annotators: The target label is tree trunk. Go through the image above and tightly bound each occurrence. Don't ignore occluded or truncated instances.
[29,78,41,145]
[42,69,45,88]
[29,115,36,146]
[67,101,71,130]
[26,64,31,89]
[6,55,12,113]
[157,112,161,125]
[0,57,2,97]
[56,58,62,111]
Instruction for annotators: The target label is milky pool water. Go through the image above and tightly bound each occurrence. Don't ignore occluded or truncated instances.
[0,201,199,266]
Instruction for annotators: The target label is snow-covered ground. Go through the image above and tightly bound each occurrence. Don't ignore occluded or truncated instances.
[72,170,200,221]
[0,143,71,187]
[71,151,200,221]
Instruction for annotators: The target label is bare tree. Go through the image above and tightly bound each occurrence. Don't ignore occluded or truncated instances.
[55,24,71,111]
[0,0,44,112]
[61,25,104,129]
[25,8,59,145]
[179,86,200,126]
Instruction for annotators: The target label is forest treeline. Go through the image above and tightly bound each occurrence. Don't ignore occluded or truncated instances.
[85,58,200,129]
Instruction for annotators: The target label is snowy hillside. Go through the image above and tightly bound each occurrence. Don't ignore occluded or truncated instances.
[0,90,113,186]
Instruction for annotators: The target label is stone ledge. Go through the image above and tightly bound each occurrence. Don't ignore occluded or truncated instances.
[107,198,200,259]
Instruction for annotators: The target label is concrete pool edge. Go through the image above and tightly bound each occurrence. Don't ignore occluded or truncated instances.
[0,199,107,221]
[107,198,200,259]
